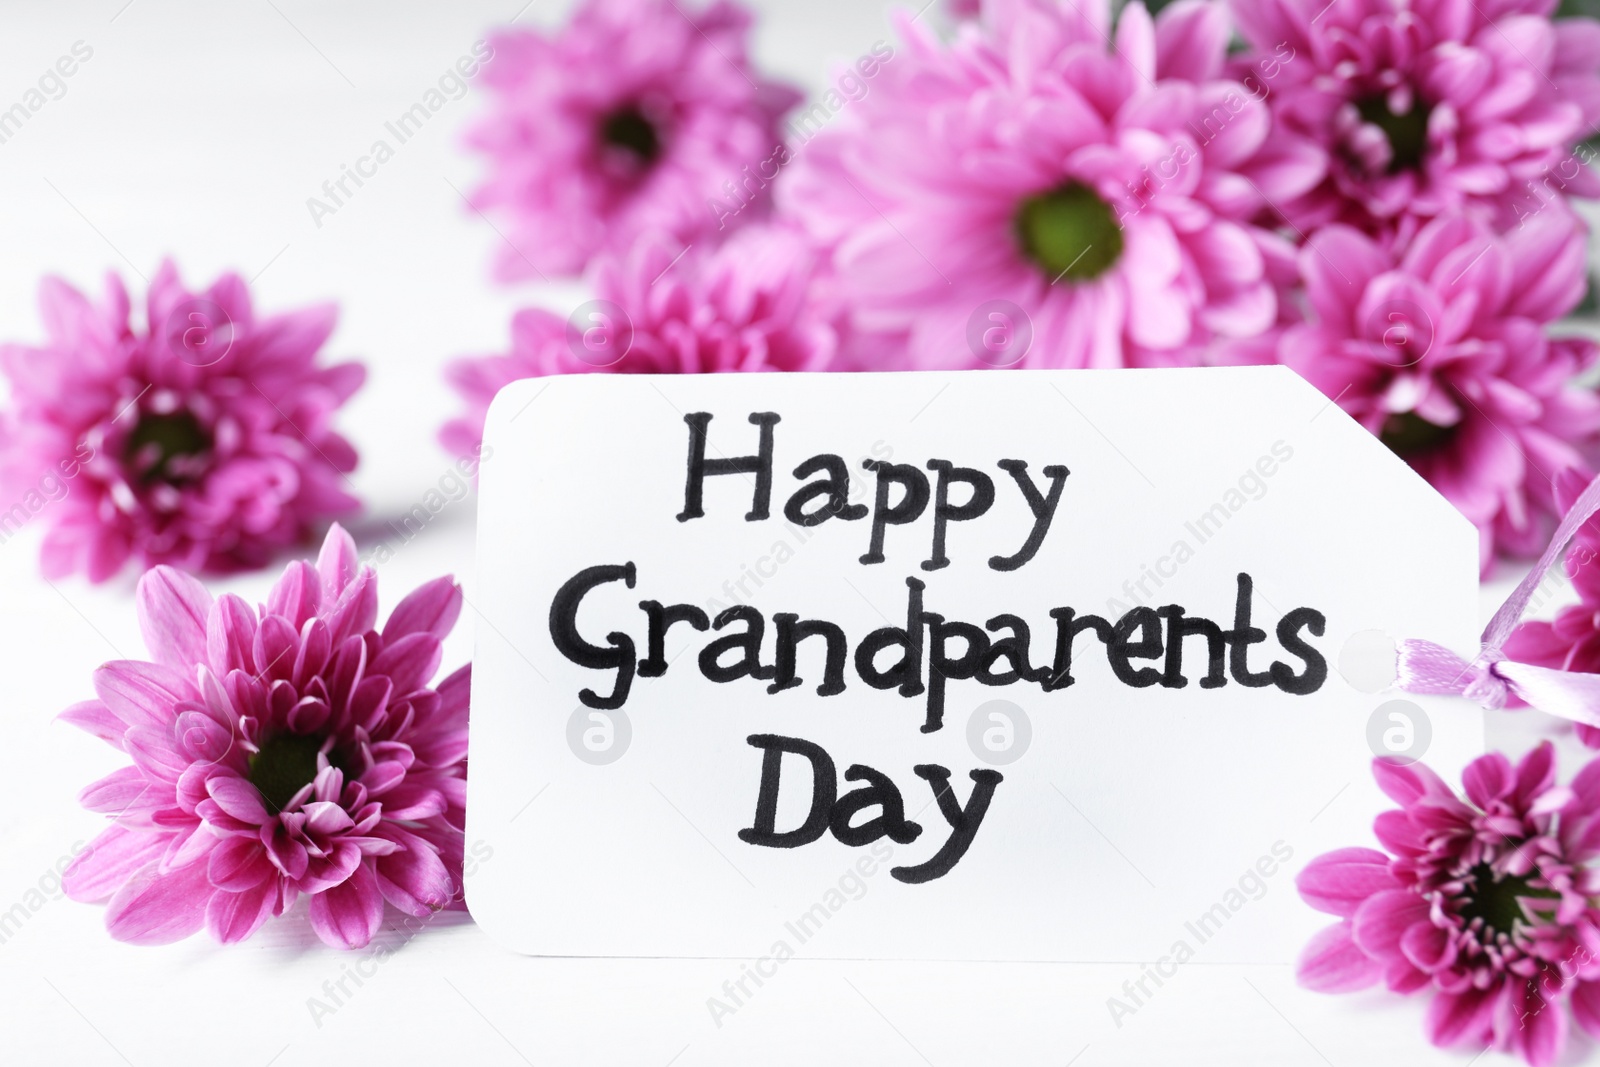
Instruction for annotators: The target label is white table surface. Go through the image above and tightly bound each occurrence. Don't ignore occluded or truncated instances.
[0,1,1592,1063]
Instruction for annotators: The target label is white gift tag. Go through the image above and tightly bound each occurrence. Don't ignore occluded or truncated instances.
[465,367,1480,963]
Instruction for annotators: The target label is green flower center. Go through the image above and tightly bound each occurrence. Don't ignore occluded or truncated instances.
[1456,862,1561,938]
[1379,411,1455,457]
[123,411,211,484]
[1015,181,1124,283]
[1356,94,1431,173]
[600,104,662,165]
[248,733,342,814]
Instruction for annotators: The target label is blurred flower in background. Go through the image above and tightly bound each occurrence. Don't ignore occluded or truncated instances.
[779,0,1325,370]
[1219,0,1600,569]
[1227,0,1600,233]
[464,0,802,280]
[440,223,836,457]
[0,262,364,582]
[59,525,470,949]
[1276,212,1600,568]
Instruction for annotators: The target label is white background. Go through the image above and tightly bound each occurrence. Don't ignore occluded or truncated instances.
[0,1,1591,1064]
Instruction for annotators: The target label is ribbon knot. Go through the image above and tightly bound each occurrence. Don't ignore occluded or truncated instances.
[1397,639,1509,709]
[1461,651,1511,709]
[1394,470,1600,730]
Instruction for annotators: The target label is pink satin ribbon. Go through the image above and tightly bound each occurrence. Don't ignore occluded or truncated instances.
[1395,471,1600,729]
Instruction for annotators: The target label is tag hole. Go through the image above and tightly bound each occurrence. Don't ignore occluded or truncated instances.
[1339,629,1397,694]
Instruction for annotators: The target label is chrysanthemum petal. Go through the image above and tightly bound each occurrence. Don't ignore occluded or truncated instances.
[59,700,126,749]
[301,800,355,836]
[307,863,385,949]
[1296,848,1398,916]
[63,826,170,904]
[381,576,463,644]
[207,834,275,892]
[125,726,191,783]
[1153,0,1228,82]
[1510,983,1567,1067]
[1296,921,1383,992]
[1372,757,1452,807]
[376,781,448,821]
[136,567,213,666]
[1399,919,1457,973]
[370,633,443,697]
[79,766,154,815]
[266,560,321,630]
[205,881,279,944]
[316,523,362,599]
[1352,889,1431,958]
[1571,980,1600,1038]
[1425,985,1497,1049]
[207,593,258,677]
[93,661,190,731]
[1462,751,1514,809]
[103,860,211,945]
[205,776,270,825]
[373,825,455,917]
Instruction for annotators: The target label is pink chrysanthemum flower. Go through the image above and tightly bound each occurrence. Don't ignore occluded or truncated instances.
[465,0,801,280]
[1278,211,1600,567]
[0,262,364,582]
[1296,744,1600,1066]
[777,0,1326,369]
[440,224,836,457]
[1229,0,1600,231]
[59,525,470,949]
